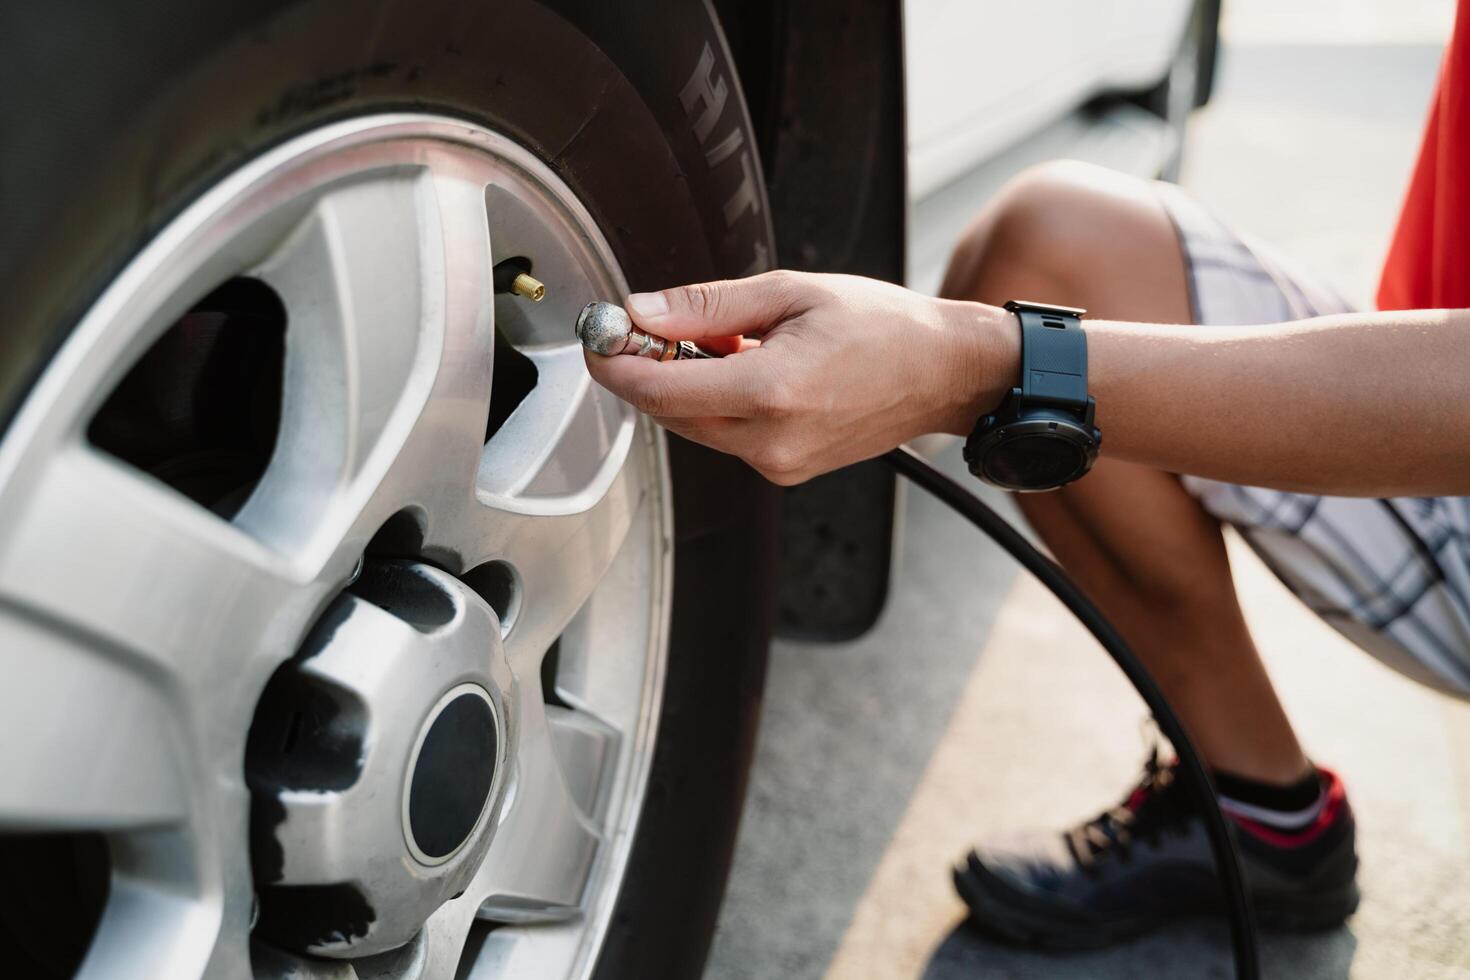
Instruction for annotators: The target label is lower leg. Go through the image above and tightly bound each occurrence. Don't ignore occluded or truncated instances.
[1021,460,1309,782]
[943,163,1309,784]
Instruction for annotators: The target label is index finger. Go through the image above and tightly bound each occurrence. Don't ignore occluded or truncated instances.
[625,270,811,342]
[585,348,766,419]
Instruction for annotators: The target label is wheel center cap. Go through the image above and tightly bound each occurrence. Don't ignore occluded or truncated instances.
[405,683,499,865]
[246,561,515,959]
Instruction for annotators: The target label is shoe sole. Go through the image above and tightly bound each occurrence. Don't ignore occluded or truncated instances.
[953,860,1158,951]
[954,856,1361,951]
[1255,880,1361,932]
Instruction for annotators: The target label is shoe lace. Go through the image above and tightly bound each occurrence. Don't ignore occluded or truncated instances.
[1065,748,1192,875]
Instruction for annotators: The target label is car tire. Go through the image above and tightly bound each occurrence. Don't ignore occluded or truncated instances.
[0,2,777,978]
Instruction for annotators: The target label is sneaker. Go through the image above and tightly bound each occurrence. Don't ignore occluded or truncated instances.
[953,752,1360,949]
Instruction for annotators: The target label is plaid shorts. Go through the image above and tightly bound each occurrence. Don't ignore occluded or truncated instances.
[1157,182,1470,697]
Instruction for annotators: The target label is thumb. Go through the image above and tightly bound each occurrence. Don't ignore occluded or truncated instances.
[626,270,810,341]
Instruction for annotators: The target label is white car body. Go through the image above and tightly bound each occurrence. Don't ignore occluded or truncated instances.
[903,0,1198,289]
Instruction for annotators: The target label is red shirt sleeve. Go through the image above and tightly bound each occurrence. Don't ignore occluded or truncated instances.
[1378,0,1470,311]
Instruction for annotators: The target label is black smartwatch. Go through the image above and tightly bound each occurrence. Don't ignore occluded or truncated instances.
[963,300,1101,491]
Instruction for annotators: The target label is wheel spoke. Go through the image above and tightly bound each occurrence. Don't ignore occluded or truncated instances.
[81,824,252,980]
[544,706,617,822]
[0,602,187,829]
[375,162,504,520]
[253,164,438,486]
[241,160,496,560]
[474,684,601,922]
[0,444,314,835]
[478,345,632,499]
[0,446,305,683]
[469,426,649,676]
[410,898,480,980]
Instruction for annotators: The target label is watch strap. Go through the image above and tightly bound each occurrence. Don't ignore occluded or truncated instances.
[1007,300,1088,412]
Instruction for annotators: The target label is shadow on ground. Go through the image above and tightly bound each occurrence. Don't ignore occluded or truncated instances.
[923,920,1358,980]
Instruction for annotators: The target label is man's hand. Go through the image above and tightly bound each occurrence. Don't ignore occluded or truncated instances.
[583,271,1017,485]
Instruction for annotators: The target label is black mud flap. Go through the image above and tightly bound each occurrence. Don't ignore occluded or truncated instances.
[716,0,908,640]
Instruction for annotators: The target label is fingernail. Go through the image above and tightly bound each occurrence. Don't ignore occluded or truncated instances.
[627,291,669,319]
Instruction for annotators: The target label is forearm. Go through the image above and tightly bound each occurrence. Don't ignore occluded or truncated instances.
[586,273,1468,493]
[950,305,1470,497]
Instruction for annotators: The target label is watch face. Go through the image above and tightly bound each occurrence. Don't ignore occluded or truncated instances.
[983,434,1088,490]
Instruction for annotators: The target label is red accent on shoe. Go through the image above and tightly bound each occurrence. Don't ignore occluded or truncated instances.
[1229,768,1347,849]
[1126,755,1179,812]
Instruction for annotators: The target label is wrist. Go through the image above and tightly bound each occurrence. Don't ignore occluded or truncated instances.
[935,299,1020,436]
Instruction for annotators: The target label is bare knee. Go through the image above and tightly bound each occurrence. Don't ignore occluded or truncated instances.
[940,161,1113,302]
[939,160,1190,324]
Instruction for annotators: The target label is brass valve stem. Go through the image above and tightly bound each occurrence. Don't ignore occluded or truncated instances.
[509,272,545,302]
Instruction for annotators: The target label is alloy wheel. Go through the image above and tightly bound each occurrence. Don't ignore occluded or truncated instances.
[0,115,672,979]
